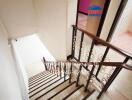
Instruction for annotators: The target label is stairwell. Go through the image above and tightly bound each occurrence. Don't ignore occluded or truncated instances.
[28,63,95,100]
[28,25,132,100]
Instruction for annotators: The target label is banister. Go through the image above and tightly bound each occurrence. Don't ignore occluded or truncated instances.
[72,25,132,59]
[122,64,132,70]
[42,58,132,99]
[43,60,132,71]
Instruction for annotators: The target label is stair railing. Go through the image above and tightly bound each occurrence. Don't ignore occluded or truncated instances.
[68,25,132,99]
[42,59,132,99]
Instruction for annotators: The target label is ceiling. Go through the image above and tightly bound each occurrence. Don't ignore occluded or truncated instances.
[0,0,37,38]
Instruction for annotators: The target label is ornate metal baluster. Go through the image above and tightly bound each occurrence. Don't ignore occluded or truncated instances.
[97,57,129,99]
[71,27,77,58]
[53,62,56,74]
[49,63,51,72]
[74,31,81,59]
[85,64,95,91]
[59,62,62,78]
[96,47,110,77]
[78,32,84,61]
[43,57,47,71]
[64,63,66,81]
[51,62,53,73]
[69,62,73,83]
[80,41,88,62]
[56,62,58,76]
[76,63,82,87]
[88,41,95,62]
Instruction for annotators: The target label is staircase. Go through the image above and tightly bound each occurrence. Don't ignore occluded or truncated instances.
[28,61,132,100]
[28,25,132,100]
[28,63,95,100]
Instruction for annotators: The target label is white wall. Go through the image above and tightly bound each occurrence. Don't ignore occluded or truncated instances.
[109,1,132,99]
[0,0,67,60]
[35,0,67,60]
[112,0,132,36]
[0,0,36,38]
[0,20,23,100]
[66,0,78,56]
[13,34,55,77]
[109,0,132,53]
[11,40,29,100]
[100,0,121,40]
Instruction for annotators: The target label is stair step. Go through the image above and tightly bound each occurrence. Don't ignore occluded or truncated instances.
[29,74,56,89]
[86,91,111,100]
[29,71,45,80]
[29,75,59,97]
[36,79,70,100]
[29,71,50,82]
[29,77,65,100]
[28,70,101,100]
[65,87,92,100]
[29,72,53,86]
[29,75,58,93]
[82,89,95,100]
[62,85,84,100]
[48,82,79,100]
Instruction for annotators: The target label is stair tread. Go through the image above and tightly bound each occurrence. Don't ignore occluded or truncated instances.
[29,71,45,80]
[29,72,53,85]
[66,87,90,100]
[29,74,56,90]
[29,71,50,81]
[29,75,59,97]
[38,79,70,100]
[49,82,79,100]
[86,91,111,100]
[30,77,65,100]
[29,75,58,93]
[29,72,52,84]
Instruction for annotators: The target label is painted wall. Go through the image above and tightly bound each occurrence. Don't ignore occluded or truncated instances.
[67,0,78,55]
[11,40,29,100]
[0,0,67,60]
[35,0,67,60]
[110,1,132,99]
[13,34,55,77]
[79,0,90,13]
[0,0,36,38]
[100,0,121,40]
[0,21,22,100]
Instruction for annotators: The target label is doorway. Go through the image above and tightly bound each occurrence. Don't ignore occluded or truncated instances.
[77,0,107,36]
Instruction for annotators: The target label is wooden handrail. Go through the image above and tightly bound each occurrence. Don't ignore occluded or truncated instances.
[72,25,132,59]
[123,64,132,70]
[43,60,132,71]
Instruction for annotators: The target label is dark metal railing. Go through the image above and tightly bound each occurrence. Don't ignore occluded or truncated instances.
[42,57,132,98]
[68,25,132,99]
